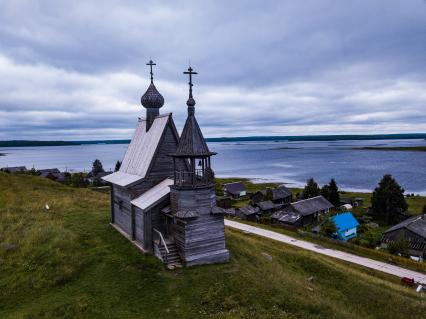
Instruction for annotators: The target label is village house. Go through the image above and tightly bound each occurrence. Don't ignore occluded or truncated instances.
[36,168,69,183]
[250,185,292,205]
[331,212,359,241]
[1,166,27,173]
[256,200,275,214]
[223,181,247,199]
[271,185,292,204]
[272,195,333,227]
[381,214,426,258]
[237,205,259,222]
[102,62,229,267]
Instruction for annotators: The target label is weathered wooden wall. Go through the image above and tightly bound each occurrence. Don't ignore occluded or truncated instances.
[170,187,229,266]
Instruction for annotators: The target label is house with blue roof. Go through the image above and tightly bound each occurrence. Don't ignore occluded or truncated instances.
[331,212,359,241]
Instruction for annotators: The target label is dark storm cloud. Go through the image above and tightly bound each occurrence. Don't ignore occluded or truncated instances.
[0,0,425,139]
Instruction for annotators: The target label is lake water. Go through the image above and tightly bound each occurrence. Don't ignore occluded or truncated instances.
[1,139,425,194]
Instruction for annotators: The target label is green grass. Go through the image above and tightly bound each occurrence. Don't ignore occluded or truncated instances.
[1,172,426,318]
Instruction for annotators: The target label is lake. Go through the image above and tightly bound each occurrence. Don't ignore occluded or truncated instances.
[1,138,425,194]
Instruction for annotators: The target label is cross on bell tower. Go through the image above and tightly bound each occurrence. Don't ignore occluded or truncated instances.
[183,66,198,115]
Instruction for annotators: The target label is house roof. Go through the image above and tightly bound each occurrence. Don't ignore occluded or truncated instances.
[224,182,246,195]
[130,178,173,211]
[384,215,426,239]
[174,209,199,219]
[1,166,27,173]
[271,185,292,200]
[291,196,334,216]
[257,200,275,211]
[102,114,171,187]
[272,206,301,224]
[239,205,259,216]
[331,212,359,231]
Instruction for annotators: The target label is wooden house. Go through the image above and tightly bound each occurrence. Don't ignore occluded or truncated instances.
[223,181,247,198]
[256,200,275,214]
[250,185,292,205]
[270,185,292,205]
[381,215,426,257]
[1,166,27,173]
[330,212,359,241]
[102,62,228,267]
[250,189,267,204]
[237,205,259,222]
[271,195,333,227]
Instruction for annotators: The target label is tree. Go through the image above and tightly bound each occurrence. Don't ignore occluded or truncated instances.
[303,178,320,199]
[320,179,340,207]
[92,159,104,176]
[328,178,340,207]
[321,218,337,237]
[371,174,408,224]
[114,160,122,172]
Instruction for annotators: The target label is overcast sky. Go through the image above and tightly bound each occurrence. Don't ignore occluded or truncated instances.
[0,0,425,140]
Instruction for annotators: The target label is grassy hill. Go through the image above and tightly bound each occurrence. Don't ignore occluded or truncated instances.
[1,173,425,319]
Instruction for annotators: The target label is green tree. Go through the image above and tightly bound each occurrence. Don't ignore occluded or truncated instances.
[92,159,104,176]
[114,160,122,172]
[302,178,320,199]
[321,218,337,237]
[320,179,340,207]
[328,178,340,207]
[371,174,408,224]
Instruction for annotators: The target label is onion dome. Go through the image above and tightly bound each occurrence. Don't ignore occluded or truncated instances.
[141,82,164,109]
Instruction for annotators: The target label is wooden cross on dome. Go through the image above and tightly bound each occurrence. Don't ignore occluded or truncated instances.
[184,66,197,98]
[146,60,156,82]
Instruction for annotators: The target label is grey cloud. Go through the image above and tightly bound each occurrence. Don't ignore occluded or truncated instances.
[0,0,425,139]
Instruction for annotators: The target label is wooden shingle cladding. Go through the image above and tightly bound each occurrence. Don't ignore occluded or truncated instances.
[170,186,229,265]
[103,114,184,253]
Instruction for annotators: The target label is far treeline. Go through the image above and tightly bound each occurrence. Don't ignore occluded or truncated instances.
[1,133,426,147]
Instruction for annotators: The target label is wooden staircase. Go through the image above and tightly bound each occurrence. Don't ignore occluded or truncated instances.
[159,240,183,269]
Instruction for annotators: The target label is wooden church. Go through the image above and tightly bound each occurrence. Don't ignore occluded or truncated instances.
[103,61,229,267]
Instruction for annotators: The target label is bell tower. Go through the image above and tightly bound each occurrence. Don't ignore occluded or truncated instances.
[170,66,229,266]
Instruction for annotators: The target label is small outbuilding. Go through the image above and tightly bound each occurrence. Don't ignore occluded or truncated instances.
[223,182,247,199]
[270,185,292,205]
[237,205,259,222]
[330,212,359,241]
[256,200,275,214]
[340,203,353,211]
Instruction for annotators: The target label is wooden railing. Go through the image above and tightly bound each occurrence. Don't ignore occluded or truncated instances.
[174,168,213,187]
[153,228,169,263]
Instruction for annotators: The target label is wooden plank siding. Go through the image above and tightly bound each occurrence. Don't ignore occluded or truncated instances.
[170,186,229,266]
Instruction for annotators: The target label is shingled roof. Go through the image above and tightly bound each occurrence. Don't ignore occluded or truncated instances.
[271,185,292,200]
[384,215,426,239]
[174,115,213,157]
[102,114,172,187]
[291,196,334,216]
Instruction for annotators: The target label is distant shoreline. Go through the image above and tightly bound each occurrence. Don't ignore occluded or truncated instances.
[353,146,426,152]
[1,133,426,147]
